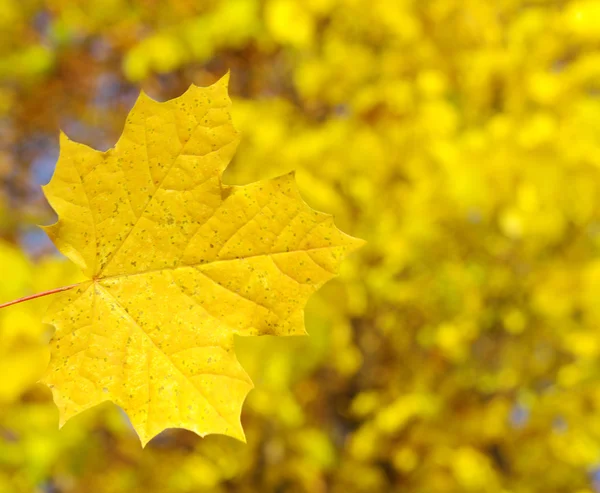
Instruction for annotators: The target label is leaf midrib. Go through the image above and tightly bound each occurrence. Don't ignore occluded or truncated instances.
[96,106,228,278]
[95,245,344,284]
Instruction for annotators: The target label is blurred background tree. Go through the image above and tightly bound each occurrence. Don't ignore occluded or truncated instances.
[2,0,600,491]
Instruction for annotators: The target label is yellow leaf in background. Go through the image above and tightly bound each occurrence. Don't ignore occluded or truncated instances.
[0,308,49,403]
[0,241,32,302]
[41,74,363,446]
[265,0,315,48]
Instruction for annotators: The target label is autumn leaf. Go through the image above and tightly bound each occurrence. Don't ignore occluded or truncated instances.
[41,74,363,446]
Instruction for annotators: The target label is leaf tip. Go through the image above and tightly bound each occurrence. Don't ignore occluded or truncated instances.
[351,234,367,248]
[226,421,248,444]
[132,88,155,110]
[39,222,59,246]
[218,70,231,88]
[344,233,367,255]
[139,434,152,449]
[58,129,70,144]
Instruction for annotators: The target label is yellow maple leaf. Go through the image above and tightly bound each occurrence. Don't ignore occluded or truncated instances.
[41,74,363,446]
